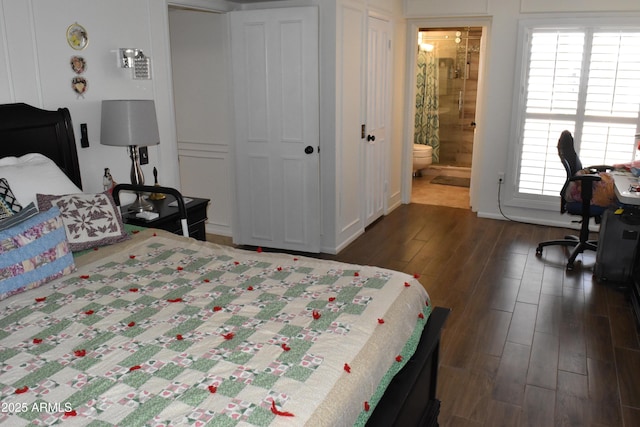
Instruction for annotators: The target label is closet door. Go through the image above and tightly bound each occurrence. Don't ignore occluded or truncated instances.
[230,7,320,252]
[363,15,391,227]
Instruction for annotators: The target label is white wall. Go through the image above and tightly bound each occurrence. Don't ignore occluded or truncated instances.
[0,0,181,195]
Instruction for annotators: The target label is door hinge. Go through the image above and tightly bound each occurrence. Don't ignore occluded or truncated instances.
[361,124,366,139]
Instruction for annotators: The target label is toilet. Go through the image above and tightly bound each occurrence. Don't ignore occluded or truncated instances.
[413,144,433,175]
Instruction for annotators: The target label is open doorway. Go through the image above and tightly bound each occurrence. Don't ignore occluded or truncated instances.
[168,5,235,236]
[410,26,483,209]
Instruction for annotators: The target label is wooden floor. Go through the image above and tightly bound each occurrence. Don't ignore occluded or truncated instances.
[358,204,640,426]
[209,203,640,426]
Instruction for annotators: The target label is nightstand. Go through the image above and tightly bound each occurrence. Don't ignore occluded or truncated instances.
[121,196,210,241]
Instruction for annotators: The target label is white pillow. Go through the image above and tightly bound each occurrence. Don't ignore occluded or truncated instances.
[0,153,82,207]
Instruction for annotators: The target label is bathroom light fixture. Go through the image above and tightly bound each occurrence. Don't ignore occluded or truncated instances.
[100,99,160,212]
[418,32,434,52]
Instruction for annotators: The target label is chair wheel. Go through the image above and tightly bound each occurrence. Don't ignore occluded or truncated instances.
[536,246,542,255]
[566,263,574,271]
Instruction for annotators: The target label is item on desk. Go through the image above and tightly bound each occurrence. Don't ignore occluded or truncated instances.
[168,197,193,207]
[613,159,640,171]
[148,167,166,201]
[630,184,640,193]
[135,211,159,221]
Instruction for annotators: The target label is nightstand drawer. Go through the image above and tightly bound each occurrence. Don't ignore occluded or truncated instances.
[121,196,210,241]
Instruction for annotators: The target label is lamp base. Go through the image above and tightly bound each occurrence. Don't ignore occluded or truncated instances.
[128,193,154,212]
[126,145,154,212]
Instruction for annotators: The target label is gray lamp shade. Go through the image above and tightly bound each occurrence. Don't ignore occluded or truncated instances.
[100,100,160,147]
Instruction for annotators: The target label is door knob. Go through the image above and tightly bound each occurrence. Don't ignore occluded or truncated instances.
[367,135,376,142]
[304,145,314,154]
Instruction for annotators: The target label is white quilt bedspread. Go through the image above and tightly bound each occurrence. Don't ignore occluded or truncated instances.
[0,229,431,426]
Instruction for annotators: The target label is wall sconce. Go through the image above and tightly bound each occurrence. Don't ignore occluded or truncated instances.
[117,48,151,80]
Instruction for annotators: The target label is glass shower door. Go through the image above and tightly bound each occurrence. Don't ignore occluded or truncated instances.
[416,28,480,168]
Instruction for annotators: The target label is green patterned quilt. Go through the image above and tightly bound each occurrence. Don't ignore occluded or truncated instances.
[0,230,431,426]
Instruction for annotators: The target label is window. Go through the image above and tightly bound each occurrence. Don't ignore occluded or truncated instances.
[516,25,640,198]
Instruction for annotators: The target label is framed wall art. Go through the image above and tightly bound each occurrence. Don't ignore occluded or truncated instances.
[66,23,88,50]
[70,55,86,74]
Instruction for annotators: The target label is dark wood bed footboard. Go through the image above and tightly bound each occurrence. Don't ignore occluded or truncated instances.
[367,306,450,427]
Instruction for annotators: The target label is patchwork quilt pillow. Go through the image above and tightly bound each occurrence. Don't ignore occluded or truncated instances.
[36,192,130,252]
[0,206,74,301]
[0,177,22,220]
[0,197,13,220]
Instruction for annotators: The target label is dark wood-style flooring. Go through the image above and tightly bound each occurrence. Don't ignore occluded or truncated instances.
[209,203,640,426]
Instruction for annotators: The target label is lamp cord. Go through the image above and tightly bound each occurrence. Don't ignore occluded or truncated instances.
[497,177,530,224]
[497,178,513,221]
[497,178,552,228]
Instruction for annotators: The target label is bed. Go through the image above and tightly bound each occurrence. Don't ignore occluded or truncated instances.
[0,102,449,426]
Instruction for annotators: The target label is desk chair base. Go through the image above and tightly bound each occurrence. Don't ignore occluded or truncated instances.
[536,235,598,271]
[535,130,609,271]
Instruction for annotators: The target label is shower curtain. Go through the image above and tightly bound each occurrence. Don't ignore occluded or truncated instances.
[414,49,440,163]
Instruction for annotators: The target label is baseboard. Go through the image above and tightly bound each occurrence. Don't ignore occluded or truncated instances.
[205,222,232,237]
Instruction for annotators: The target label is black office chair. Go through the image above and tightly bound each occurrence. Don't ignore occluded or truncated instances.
[536,130,612,270]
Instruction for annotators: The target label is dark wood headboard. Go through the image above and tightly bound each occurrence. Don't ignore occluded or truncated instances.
[0,103,82,189]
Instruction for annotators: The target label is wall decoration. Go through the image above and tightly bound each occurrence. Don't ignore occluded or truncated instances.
[72,76,87,97]
[70,56,86,74]
[66,23,88,50]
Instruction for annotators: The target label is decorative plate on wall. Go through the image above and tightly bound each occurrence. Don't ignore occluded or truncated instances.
[70,56,86,74]
[66,23,88,50]
[72,76,87,97]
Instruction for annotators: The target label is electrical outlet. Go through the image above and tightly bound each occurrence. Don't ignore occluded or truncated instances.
[139,146,149,165]
[80,123,89,148]
[498,172,505,183]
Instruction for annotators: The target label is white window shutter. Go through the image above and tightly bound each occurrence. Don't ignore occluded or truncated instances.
[517,28,640,197]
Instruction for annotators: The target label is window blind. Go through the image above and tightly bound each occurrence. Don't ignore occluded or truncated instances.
[517,28,640,197]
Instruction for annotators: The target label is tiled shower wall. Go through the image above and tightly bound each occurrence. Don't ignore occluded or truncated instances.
[434,30,480,168]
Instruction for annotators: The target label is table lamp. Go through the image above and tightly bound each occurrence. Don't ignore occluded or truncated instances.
[100,99,159,212]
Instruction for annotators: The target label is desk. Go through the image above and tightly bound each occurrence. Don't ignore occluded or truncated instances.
[611,171,640,205]
[608,171,640,327]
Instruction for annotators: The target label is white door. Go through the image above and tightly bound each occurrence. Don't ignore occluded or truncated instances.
[363,16,390,227]
[230,7,320,252]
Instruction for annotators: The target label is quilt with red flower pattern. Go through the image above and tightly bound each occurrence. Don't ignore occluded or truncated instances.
[0,229,431,426]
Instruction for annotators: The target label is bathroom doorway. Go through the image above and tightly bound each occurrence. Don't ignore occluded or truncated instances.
[411,27,482,208]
